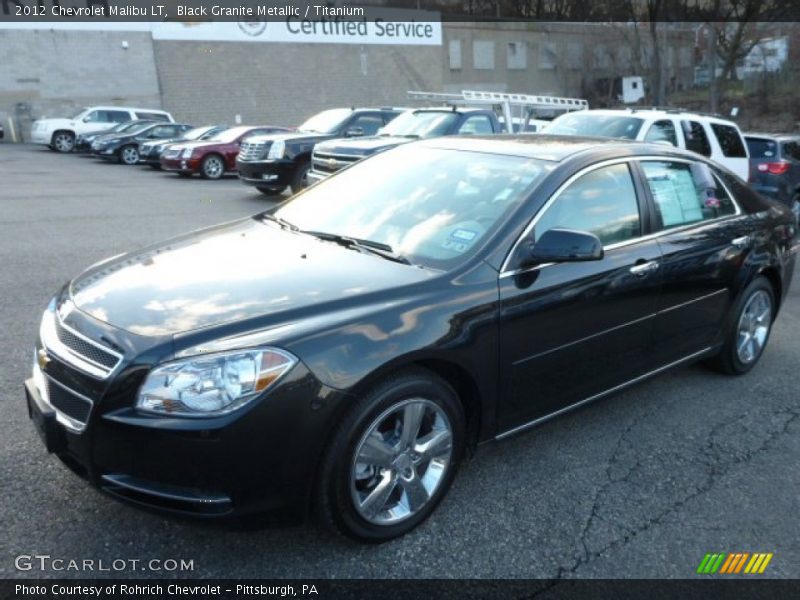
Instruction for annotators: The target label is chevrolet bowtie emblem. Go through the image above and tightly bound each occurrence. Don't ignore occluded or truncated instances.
[37,349,51,370]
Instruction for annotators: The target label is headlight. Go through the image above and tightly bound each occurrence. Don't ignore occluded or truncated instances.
[136,348,297,417]
[181,147,193,159]
[266,140,285,160]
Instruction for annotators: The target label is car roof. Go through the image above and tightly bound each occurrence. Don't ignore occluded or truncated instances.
[745,132,800,141]
[88,106,170,113]
[571,108,739,126]
[417,134,706,163]
[412,107,491,115]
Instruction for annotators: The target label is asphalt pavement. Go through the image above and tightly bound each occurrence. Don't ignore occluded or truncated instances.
[1,143,798,579]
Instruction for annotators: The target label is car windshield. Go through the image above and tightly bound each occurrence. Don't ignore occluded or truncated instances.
[69,108,89,119]
[745,137,778,159]
[273,146,550,269]
[208,127,254,143]
[125,122,155,135]
[544,113,644,140]
[183,126,217,141]
[379,111,460,138]
[298,109,352,134]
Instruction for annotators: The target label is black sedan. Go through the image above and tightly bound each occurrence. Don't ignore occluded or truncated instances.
[75,120,156,154]
[92,122,193,164]
[25,136,797,542]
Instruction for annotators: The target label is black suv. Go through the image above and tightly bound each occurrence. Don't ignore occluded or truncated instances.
[236,108,404,196]
[309,107,504,184]
[745,133,800,223]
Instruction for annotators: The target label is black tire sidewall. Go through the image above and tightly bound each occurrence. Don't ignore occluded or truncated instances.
[291,161,310,192]
[317,370,465,542]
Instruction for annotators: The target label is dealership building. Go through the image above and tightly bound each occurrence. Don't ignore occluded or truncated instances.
[0,16,698,137]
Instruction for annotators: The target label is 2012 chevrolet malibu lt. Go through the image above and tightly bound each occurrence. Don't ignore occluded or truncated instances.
[25,136,797,542]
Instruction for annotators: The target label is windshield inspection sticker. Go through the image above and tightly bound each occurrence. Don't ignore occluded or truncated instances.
[451,229,478,242]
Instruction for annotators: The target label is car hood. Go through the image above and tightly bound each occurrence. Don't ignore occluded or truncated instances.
[248,131,331,144]
[69,217,433,337]
[173,139,230,151]
[316,136,411,156]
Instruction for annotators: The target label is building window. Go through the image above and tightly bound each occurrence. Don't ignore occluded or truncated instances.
[473,40,495,70]
[449,39,462,70]
[507,42,526,70]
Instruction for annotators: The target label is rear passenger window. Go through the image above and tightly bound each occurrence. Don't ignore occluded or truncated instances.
[644,120,678,146]
[681,121,712,157]
[105,110,131,123]
[535,163,640,246]
[641,161,736,229]
[710,123,747,157]
[782,141,800,161]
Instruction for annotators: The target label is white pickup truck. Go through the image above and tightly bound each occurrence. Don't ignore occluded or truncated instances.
[31,106,174,153]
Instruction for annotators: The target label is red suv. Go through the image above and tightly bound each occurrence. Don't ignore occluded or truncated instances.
[160,126,289,179]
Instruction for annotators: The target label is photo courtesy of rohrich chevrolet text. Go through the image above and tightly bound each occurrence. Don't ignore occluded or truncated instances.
[1,0,799,598]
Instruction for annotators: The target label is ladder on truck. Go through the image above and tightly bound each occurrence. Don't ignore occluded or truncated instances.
[407,90,589,133]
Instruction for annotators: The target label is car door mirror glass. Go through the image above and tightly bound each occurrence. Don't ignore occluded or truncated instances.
[523,228,604,265]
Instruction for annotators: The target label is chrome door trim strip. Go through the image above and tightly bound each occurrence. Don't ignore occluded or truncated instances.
[495,346,713,441]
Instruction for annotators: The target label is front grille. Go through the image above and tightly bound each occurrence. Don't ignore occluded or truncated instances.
[46,376,92,426]
[238,141,266,161]
[312,151,360,174]
[55,319,119,369]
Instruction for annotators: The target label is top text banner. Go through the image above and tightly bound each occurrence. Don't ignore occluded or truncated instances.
[0,2,441,45]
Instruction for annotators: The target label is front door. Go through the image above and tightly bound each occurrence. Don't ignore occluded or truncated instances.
[498,162,663,433]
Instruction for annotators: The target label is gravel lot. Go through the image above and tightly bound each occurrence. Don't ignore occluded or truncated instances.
[1,143,798,579]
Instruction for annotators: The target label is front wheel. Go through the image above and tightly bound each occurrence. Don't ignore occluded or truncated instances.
[119,145,139,165]
[51,131,75,153]
[290,161,311,193]
[314,368,465,543]
[708,276,775,375]
[201,154,225,180]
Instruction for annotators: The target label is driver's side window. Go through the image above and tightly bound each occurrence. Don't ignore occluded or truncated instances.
[535,163,641,247]
[83,110,104,123]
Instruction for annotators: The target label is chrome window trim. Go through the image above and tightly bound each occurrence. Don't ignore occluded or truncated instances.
[499,155,743,278]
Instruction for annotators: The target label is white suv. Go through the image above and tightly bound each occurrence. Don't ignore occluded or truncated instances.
[543,109,750,180]
[31,106,174,153]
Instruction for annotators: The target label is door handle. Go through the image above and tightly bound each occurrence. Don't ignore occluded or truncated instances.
[731,235,751,249]
[630,260,660,277]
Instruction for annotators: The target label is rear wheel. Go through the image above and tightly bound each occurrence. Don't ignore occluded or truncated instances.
[256,186,286,197]
[119,145,139,165]
[51,131,75,153]
[201,154,225,180]
[314,368,465,542]
[708,276,775,375]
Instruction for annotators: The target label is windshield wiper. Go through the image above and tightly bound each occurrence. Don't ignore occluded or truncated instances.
[303,231,411,265]
[260,213,299,231]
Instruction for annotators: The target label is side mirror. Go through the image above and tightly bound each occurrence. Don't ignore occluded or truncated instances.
[521,228,604,266]
[345,126,365,138]
[82,116,91,123]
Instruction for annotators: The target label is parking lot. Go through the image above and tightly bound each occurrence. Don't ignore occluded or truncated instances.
[1,142,799,579]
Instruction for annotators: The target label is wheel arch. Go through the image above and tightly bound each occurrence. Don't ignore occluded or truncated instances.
[757,265,783,315]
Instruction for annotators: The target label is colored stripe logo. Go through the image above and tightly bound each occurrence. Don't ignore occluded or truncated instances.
[697,552,773,574]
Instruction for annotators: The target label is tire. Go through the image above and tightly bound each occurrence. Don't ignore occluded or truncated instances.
[201,154,225,180]
[51,131,75,153]
[314,368,465,543]
[708,276,775,375]
[290,161,311,193]
[256,185,286,197]
[119,145,139,165]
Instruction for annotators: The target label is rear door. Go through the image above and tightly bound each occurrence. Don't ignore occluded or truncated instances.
[635,157,753,365]
[708,121,749,181]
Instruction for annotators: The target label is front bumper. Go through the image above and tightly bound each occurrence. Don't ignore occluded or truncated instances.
[160,156,200,174]
[25,335,347,523]
[31,129,51,145]
[236,160,294,188]
[138,149,163,166]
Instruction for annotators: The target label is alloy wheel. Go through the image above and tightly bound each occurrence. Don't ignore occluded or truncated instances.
[121,146,139,165]
[53,133,74,153]
[350,398,453,526]
[736,289,772,364]
[204,156,224,179]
